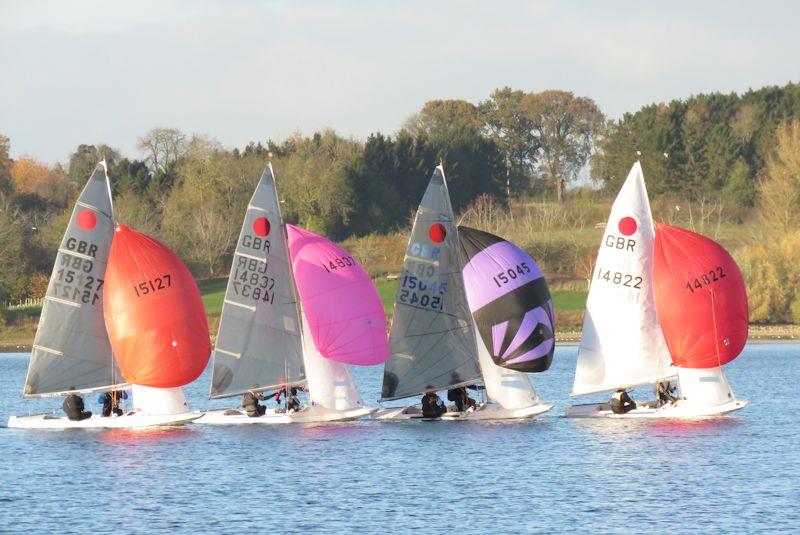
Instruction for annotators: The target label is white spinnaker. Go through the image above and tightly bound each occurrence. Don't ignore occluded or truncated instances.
[572,162,672,396]
[299,308,364,411]
[473,319,540,410]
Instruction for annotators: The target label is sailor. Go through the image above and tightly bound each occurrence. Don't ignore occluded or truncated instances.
[421,390,447,418]
[274,385,307,411]
[286,388,301,413]
[243,391,268,417]
[99,390,127,417]
[447,386,476,413]
[610,389,636,414]
[63,394,92,421]
[657,381,678,406]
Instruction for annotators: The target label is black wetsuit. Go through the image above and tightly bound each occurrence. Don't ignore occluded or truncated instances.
[610,390,636,414]
[447,387,476,412]
[657,383,678,406]
[243,392,267,417]
[421,393,447,418]
[101,391,124,417]
[63,394,92,421]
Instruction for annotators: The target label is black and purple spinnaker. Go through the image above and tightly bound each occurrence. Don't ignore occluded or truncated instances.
[458,226,554,373]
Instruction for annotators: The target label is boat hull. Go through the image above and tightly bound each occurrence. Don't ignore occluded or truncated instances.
[564,399,748,419]
[374,401,553,421]
[7,411,201,429]
[195,405,376,425]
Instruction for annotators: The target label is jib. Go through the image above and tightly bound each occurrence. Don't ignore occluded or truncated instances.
[410,242,441,260]
[605,235,636,251]
[65,238,98,258]
[242,235,270,252]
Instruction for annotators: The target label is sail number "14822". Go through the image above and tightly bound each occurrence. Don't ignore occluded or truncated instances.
[685,266,726,293]
[596,267,642,289]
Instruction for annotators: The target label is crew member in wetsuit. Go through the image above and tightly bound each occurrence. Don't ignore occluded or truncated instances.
[657,381,678,406]
[421,391,447,418]
[610,389,636,414]
[286,388,302,412]
[243,391,268,417]
[447,387,476,412]
[63,394,92,421]
[100,390,127,417]
[274,385,307,412]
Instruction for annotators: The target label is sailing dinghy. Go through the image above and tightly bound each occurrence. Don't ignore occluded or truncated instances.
[565,162,748,418]
[375,166,553,420]
[197,164,388,424]
[8,163,207,429]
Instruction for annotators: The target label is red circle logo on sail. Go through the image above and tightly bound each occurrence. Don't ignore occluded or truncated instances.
[618,217,637,236]
[253,217,271,237]
[76,210,97,231]
[429,223,446,243]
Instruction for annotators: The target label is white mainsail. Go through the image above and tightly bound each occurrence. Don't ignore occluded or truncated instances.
[209,164,305,398]
[23,162,124,398]
[380,166,481,401]
[572,162,672,396]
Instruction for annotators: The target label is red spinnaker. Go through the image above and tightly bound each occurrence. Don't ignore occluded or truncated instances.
[103,225,210,387]
[653,223,748,369]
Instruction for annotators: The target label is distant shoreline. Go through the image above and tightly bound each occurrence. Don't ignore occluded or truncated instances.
[2,324,797,354]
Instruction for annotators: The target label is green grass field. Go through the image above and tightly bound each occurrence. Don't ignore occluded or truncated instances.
[196,277,587,316]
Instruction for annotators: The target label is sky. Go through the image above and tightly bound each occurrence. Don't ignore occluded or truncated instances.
[1,0,799,163]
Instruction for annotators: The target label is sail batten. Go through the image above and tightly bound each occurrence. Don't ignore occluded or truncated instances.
[381,166,481,401]
[22,163,121,397]
[209,164,305,399]
[572,162,672,396]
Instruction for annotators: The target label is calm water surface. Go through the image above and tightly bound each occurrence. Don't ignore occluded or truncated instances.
[1,343,798,533]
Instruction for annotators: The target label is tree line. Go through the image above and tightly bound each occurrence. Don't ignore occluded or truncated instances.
[1,82,800,321]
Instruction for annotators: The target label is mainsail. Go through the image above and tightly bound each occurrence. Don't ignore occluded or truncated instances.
[653,223,749,369]
[572,162,672,396]
[23,163,123,398]
[285,224,389,366]
[380,166,481,401]
[209,164,305,398]
[458,226,554,373]
[103,225,210,388]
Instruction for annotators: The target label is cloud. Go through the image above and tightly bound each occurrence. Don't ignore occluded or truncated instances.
[1,1,798,162]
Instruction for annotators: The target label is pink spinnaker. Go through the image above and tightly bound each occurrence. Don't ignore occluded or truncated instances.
[286,224,390,366]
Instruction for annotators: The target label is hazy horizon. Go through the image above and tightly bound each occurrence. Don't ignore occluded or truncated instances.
[2,0,799,163]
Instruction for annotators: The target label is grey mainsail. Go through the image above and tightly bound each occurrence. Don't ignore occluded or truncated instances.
[23,162,123,397]
[380,166,481,401]
[209,163,305,398]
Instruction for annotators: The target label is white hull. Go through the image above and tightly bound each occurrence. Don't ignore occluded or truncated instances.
[196,405,376,425]
[374,401,553,421]
[7,411,201,429]
[564,399,748,419]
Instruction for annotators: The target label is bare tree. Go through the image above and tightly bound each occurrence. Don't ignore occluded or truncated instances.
[136,128,188,173]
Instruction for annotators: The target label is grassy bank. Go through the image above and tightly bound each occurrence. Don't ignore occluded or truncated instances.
[3,276,797,352]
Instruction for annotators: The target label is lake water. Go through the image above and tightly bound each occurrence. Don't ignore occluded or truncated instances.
[1,343,798,533]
